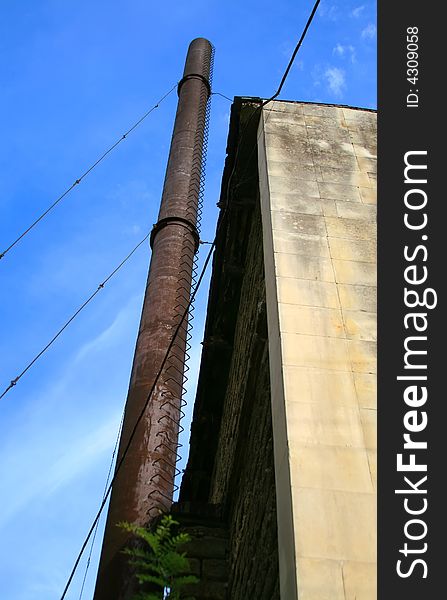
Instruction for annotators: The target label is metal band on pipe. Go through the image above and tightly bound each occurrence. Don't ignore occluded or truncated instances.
[150,216,200,253]
[177,73,211,98]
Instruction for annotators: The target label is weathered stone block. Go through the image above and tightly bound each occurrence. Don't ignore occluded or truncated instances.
[286,402,365,450]
[292,487,376,563]
[266,159,317,181]
[324,216,376,241]
[302,104,343,118]
[311,150,359,171]
[202,559,229,581]
[184,580,228,600]
[268,175,320,198]
[296,557,344,600]
[367,449,377,490]
[271,211,326,237]
[277,278,339,309]
[318,181,361,202]
[342,108,376,125]
[269,193,323,215]
[321,198,337,216]
[337,283,377,312]
[182,536,228,560]
[343,309,377,341]
[308,138,355,156]
[360,408,377,450]
[328,237,376,262]
[357,156,377,173]
[278,304,344,338]
[335,201,376,220]
[283,366,358,407]
[347,340,377,373]
[333,259,376,287]
[304,114,344,128]
[270,100,304,114]
[342,561,377,600]
[359,186,377,204]
[353,373,377,409]
[275,252,334,282]
[273,230,330,257]
[317,166,372,187]
[187,558,201,578]
[267,142,315,165]
[289,445,374,493]
[265,121,309,139]
[352,143,376,158]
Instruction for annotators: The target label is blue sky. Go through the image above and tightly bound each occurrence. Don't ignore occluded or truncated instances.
[0,1,376,598]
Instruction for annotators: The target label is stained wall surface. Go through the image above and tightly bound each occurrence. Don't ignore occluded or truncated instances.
[258,101,377,600]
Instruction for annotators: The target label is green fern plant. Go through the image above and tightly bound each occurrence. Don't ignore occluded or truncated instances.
[119,515,198,600]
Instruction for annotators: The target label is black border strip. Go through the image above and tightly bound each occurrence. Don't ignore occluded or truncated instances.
[378,2,441,596]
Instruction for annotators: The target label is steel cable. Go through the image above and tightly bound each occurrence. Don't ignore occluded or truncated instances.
[0,83,177,261]
[59,3,322,592]
[0,233,150,400]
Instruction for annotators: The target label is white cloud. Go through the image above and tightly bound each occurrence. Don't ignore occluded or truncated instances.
[324,67,346,97]
[279,40,306,68]
[0,411,121,528]
[279,40,294,58]
[351,5,365,18]
[123,223,143,236]
[106,178,154,210]
[45,416,121,494]
[333,44,356,63]
[73,296,140,364]
[0,295,142,530]
[333,43,345,57]
[361,23,377,40]
[318,2,339,21]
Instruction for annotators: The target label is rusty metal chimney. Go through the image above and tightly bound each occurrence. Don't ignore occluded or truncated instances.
[93,37,213,600]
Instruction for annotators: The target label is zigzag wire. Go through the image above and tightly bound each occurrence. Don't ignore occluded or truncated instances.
[148,45,215,510]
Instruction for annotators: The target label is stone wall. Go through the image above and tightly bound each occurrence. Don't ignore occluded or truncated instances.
[172,504,229,600]
[178,99,376,600]
[208,202,280,600]
[258,101,377,600]
[178,98,280,599]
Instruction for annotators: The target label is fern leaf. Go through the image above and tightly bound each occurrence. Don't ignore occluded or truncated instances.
[135,573,165,588]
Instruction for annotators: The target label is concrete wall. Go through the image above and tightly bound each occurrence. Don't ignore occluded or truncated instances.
[258,101,377,600]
